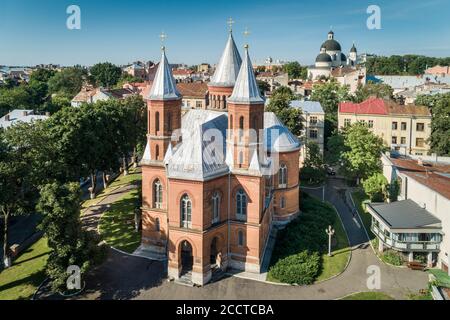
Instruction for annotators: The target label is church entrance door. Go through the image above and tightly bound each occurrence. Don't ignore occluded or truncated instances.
[180,240,193,276]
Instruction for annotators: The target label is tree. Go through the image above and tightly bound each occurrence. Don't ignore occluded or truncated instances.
[416,93,450,156]
[353,82,394,103]
[266,86,303,136]
[115,74,143,89]
[340,122,386,183]
[90,62,122,88]
[0,123,48,267]
[283,61,307,79]
[363,173,389,202]
[256,80,270,95]
[30,68,56,83]
[37,182,106,292]
[300,142,325,184]
[310,79,351,141]
[48,67,87,98]
[325,131,347,165]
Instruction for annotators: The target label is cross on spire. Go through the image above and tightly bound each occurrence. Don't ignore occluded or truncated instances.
[243,27,251,49]
[227,17,235,33]
[159,31,167,51]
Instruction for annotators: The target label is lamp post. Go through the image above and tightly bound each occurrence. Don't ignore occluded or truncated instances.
[326,225,335,257]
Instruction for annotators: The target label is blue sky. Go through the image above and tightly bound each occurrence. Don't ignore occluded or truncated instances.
[0,0,449,66]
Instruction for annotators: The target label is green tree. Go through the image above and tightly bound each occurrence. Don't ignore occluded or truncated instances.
[115,74,143,89]
[37,182,106,292]
[300,142,325,184]
[48,67,87,98]
[310,79,351,141]
[256,80,270,95]
[90,62,122,88]
[353,82,394,103]
[266,86,303,136]
[363,173,389,202]
[30,68,56,83]
[325,131,347,165]
[340,122,386,183]
[283,61,307,79]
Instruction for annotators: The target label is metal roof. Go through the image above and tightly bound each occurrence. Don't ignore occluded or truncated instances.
[146,49,181,101]
[228,46,265,105]
[368,199,441,229]
[210,32,242,87]
[290,100,324,114]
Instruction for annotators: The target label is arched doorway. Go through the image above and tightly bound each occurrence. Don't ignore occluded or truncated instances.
[210,237,219,266]
[180,240,193,276]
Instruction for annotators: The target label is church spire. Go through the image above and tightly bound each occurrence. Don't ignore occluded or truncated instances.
[228,44,264,104]
[147,43,181,101]
[210,23,242,87]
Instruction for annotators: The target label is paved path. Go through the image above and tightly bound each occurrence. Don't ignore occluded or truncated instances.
[76,177,429,300]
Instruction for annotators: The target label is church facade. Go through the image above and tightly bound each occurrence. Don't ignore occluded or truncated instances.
[140,30,301,286]
[308,30,359,80]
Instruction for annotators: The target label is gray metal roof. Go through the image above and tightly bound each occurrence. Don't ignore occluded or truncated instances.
[316,52,332,63]
[146,49,181,101]
[228,46,265,105]
[151,109,300,181]
[210,33,242,87]
[0,110,49,129]
[290,100,324,114]
[368,199,441,229]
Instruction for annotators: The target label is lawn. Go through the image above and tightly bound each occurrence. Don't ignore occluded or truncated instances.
[351,190,374,239]
[81,168,141,211]
[268,193,351,284]
[0,237,50,300]
[341,291,394,300]
[429,269,450,288]
[98,187,141,254]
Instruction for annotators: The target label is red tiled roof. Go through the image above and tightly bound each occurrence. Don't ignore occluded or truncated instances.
[176,82,208,98]
[390,157,450,200]
[339,98,431,116]
[172,69,194,76]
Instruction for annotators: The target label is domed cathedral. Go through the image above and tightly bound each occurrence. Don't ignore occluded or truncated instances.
[307,30,358,80]
[207,29,242,110]
[140,28,301,286]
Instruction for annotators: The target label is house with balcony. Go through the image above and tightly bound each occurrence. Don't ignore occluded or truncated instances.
[367,153,450,273]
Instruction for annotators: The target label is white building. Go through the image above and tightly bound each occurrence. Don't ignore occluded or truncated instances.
[368,153,450,274]
[0,110,49,129]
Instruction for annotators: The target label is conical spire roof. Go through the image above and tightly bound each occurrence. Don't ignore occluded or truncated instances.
[210,32,242,87]
[147,48,181,101]
[228,45,264,104]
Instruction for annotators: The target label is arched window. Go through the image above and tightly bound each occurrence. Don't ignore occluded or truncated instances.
[155,218,160,231]
[239,116,244,141]
[238,230,244,246]
[236,189,247,217]
[280,197,286,209]
[239,151,244,166]
[155,145,160,160]
[153,179,162,208]
[180,194,192,228]
[222,95,227,109]
[155,111,160,133]
[279,164,287,187]
[212,192,220,224]
[167,112,172,131]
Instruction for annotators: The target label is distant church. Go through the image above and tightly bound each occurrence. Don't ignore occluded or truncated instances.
[140,27,301,285]
[308,30,359,80]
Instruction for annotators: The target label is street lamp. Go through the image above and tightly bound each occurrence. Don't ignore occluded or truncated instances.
[326,225,335,257]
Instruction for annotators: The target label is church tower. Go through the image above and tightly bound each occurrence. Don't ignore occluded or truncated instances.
[227,44,265,171]
[349,42,358,66]
[207,22,242,110]
[141,44,182,257]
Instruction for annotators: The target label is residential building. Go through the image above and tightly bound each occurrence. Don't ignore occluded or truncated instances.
[140,30,301,286]
[368,153,450,274]
[331,66,366,93]
[256,72,289,93]
[338,97,432,156]
[123,63,147,79]
[172,68,195,82]
[0,109,49,129]
[71,87,136,106]
[71,86,97,107]
[177,82,209,110]
[197,63,210,73]
[290,101,325,165]
[425,65,450,77]
[367,75,450,94]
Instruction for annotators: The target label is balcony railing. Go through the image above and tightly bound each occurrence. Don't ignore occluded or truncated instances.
[371,224,440,251]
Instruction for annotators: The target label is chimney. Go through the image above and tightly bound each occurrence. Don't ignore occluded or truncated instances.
[22,110,28,117]
[4,114,10,121]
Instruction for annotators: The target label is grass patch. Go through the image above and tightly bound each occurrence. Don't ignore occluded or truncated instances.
[0,238,50,300]
[81,168,141,211]
[380,250,403,266]
[341,292,394,300]
[98,187,141,254]
[351,190,374,239]
[429,269,450,288]
[407,290,433,300]
[268,193,350,284]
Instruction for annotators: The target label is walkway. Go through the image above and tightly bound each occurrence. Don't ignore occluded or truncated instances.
[75,177,429,300]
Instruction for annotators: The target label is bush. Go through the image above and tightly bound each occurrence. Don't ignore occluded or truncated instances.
[268,251,320,285]
[381,250,403,266]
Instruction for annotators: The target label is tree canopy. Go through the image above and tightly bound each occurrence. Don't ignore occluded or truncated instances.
[266,86,303,136]
[282,61,308,80]
[353,81,394,103]
[366,55,450,75]
[89,62,122,88]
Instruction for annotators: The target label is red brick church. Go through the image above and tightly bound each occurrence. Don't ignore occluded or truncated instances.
[140,29,301,285]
